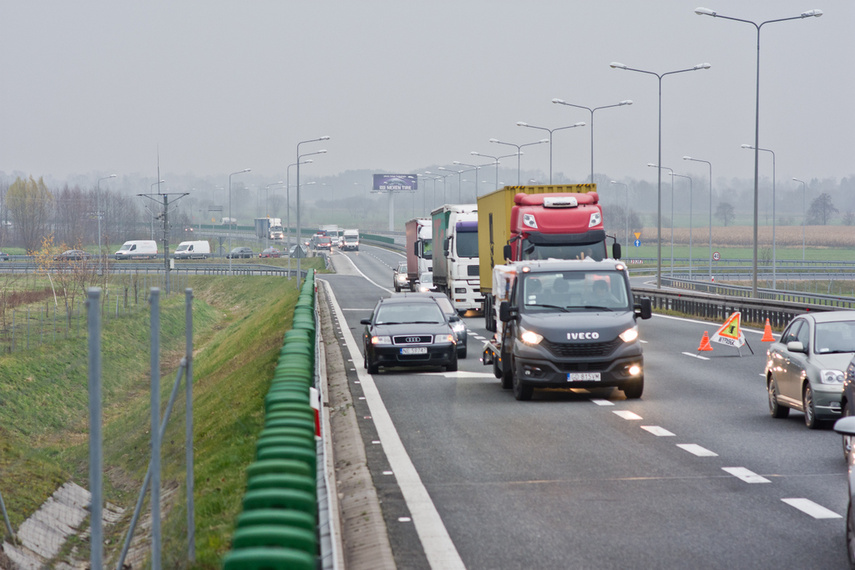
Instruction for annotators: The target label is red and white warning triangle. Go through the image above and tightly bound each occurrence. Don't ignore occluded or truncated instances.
[711,312,746,348]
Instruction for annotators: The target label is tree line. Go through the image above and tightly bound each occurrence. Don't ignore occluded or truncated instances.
[0,176,190,253]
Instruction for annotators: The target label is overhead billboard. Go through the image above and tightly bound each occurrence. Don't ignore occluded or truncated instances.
[373,174,418,191]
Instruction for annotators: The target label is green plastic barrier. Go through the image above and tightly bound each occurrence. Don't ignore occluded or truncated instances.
[230,525,316,555]
[222,546,315,570]
[235,508,315,532]
[246,459,312,479]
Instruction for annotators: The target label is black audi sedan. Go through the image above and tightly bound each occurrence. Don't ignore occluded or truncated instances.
[361,296,458,374]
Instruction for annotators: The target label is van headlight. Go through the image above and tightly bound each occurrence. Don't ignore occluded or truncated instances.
[520,327,543,345]
[451,321,466,333]
[619,326,639,343]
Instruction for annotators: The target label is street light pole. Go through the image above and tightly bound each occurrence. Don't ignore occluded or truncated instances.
[612,61,710,288]
[672,173,693,280]
[516,121,585,184]
[286,159,313,253]
[742,143,776,288]
[489,138,549,185]
[696,6,821,296]
[793,177,807,261]
[610,181,629,249]
[453,161,491,200]
[96,174,116,272]
[683,156,714,281]
[552,99,632,183]
[296,137,329,287]
[228,169,251,275]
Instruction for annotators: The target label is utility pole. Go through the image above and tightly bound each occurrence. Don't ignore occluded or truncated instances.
[138,181,188,294]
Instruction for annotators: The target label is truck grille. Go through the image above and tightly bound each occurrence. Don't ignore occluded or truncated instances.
[541,338,622,358]
[393,335,432,345]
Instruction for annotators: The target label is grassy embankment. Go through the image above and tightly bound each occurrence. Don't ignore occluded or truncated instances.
[0,257,325,569]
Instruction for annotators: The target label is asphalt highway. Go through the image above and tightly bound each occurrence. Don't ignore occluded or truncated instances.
[321,245,850,570]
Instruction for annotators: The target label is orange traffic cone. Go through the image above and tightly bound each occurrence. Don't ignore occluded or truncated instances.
[761,319,775,342]
[698,331,713,352]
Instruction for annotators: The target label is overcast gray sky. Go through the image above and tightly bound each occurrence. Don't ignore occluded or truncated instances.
[0,1,850,188]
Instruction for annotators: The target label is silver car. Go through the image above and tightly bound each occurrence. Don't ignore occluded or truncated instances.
[833,415,855,566]
[766,311,855,428]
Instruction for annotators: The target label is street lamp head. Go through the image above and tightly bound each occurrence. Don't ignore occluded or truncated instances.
[319,135,331,141]
[109,174,117,178]
[317,150,327,154]
[619,100,633,106]
[801,9,822,17]
[574,122,586,127]
[488,138,500,143]
[694,63,712,70]
[516,121,528,127]
[453,161,462,165]
[551,98,564,104]
[242,168,251,173]
[647,163,657,168]
[470,151,480,156]
[740,144,753,149]
[695,7,716,16]
[610,62,627,70]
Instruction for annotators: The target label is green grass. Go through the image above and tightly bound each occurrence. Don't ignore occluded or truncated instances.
[0,273,307,568]
[624,244,855,263]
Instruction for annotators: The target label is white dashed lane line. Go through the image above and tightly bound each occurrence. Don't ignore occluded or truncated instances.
[641,425,675,437]
[613,410,642,420]
[591,399,614,406]
[781,498,842,519]
[677,444,718,457]
[722,467,771,484]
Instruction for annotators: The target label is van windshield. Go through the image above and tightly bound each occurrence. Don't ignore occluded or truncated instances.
[522,270,629,312]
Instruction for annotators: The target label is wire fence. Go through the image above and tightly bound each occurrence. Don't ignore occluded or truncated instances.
[0,272,190,355]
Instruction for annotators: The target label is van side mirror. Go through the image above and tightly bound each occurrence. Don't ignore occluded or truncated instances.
[634,298,652,320]
[499,301,517,322]
[360,318,371,325]
[612,242,622,260]
[503,244,511,260]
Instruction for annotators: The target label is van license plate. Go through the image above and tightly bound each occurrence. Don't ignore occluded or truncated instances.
[568,373,600,382]
[401,347,428,355]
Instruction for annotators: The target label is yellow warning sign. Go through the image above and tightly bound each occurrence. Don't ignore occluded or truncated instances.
[634,232,641,240]
[711,312,746,348]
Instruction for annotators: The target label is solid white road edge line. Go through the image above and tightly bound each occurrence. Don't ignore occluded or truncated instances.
[781,498,842,519]
[682,352,710,360]
[321,279,466,570]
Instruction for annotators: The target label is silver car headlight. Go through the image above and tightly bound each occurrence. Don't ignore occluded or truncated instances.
[434,334,455,344]
[819,369,845,385]
[371,335,392,345]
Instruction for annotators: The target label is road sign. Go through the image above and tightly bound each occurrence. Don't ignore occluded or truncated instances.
[634,239,641,247]
[712,251,720,261]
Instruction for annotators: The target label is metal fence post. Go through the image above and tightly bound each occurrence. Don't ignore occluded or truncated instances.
[87,288,103,570]
[150,288,161,570]
[185,288,195,562]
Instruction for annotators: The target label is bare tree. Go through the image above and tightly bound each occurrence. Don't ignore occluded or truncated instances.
[7,176,53,252]
[715,202,736,227]
[806,193,838,225]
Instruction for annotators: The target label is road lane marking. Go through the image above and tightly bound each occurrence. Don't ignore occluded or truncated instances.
[682,352,710,360]
[781,498,842,519]
[677,444,718,457]
[641,426,675,436]
[722,467,770,483]
[320,279,466,570]
[613,410,642,420]
[338,253,394,293]
[591,399,615,406]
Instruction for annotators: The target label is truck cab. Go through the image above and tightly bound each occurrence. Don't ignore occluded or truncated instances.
[486,259,651,401]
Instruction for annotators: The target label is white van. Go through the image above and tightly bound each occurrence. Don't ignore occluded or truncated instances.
[114,240,158,260]
[173,240,211,260]
[341,229,360,251]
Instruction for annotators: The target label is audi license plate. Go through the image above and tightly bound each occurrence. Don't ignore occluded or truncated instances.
[401,347,428,355]
[568,372,600,382]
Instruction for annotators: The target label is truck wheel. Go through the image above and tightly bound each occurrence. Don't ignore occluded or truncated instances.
[622,377,644,399]
[512,364,533,401]
[492,360,503,379]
